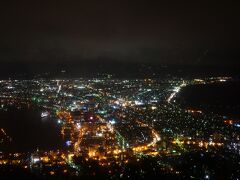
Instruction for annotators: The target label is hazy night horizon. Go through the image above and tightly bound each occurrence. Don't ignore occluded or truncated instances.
[0,1,239,68]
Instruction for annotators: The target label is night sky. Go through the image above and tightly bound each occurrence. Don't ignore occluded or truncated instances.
[0,1,239,76]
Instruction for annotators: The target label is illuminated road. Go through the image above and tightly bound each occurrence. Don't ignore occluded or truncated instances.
[167,82,186,103]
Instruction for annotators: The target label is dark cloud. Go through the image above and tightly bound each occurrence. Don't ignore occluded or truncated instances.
[0,1,239,67]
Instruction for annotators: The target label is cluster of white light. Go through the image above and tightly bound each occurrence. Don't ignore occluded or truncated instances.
[134,100,144,105]
[109,119,116,125]
[41,112,49,118]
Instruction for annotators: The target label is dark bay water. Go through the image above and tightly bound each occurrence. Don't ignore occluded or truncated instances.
[0,108,63,152]
[176,81,240,117]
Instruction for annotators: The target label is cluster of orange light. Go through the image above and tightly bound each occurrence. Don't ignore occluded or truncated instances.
[224,120,234,125]
[132,145,148,152]
[57,111,73,122]
[186,109,202,114]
